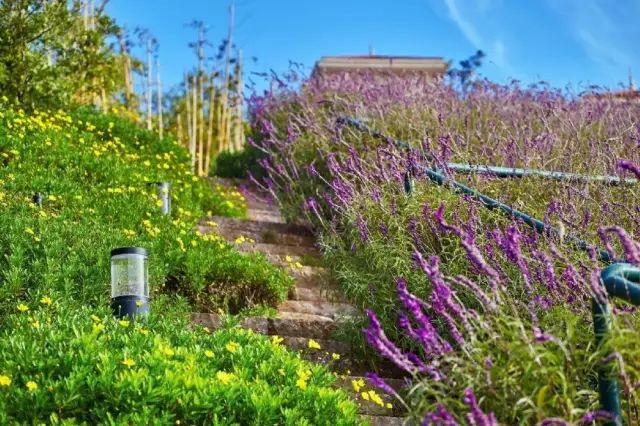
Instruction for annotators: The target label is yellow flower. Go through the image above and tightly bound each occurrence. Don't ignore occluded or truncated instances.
[47,195,57,201]
[308,339,321,350]
[40,296,53,306]
[368,390,385,407]
[386,403,393,409]
[92,323,105,333]
[25,381,38,392]
[161,346,175,357]
[118,320,130,328]
[17,303,29,312]
[361,391,370,401]
[135,300,144,307]
[331,353,341,360]
[138,328,150,336]
[204,350,214,358]
[225,341,239,353]
[271,335,284,345]
[90,314,101,322]
[285,255,293,263]
[0,375,11,387]
[352,378,365,393]
[121,358,136,367]
[295,368,312,390]
[216,371,235,385]
[123,229,136,238]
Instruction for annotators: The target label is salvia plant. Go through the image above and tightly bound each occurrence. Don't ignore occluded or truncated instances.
[246,68,640,424]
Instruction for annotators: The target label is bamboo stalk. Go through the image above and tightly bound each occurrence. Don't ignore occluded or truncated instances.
[191,75,197,171]
[156,57,163,139]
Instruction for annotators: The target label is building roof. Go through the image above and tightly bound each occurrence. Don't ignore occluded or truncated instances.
[314,55,448,74]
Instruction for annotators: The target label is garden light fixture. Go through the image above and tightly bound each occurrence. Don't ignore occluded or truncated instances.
[32,192,42,207]
[156,182,171,215]
[110,247,149,318]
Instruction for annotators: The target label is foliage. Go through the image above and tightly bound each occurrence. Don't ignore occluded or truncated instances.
[247,70,640,423]
[0,104,359,423]
[0,298,359,424]
[0,102,293,318]
[0,0,123,111]
[212,145,266,179]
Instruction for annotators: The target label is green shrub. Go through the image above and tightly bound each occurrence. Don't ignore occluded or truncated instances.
[211,146,266,179]
[0,297,359,424]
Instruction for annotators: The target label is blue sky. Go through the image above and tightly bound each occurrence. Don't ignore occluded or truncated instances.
[107,0,640,94]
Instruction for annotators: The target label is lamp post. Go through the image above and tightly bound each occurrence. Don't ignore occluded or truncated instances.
[32,192,43,207]
[110,247,149,318]
[156,182,171,215]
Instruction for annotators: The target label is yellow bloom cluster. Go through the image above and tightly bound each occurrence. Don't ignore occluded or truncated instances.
[216,371,235,385]
[225,341,239,354]
[284,255,304,270]
[295,368,312,390]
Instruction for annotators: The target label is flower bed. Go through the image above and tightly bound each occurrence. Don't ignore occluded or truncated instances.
[0,104,358,424]
[249,72,640,423]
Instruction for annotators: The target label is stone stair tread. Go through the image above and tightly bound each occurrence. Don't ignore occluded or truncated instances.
[268,312,338,339]
[235,241,320,259]
[279,300,357,318]
[280,336,351,354]
[289,284,347,303]
[361,415,407,426]
[204,215,313,237]
[336,376,405,416]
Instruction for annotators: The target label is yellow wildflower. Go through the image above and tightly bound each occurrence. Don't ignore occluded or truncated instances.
[138,328,150,336]
[332,353,341,360]
[296,368,312,390]
[225,341,239,353]
[0,375,11,387]
[308,339,321,350]
[271,335,284,345]
[216,371,235,385]
[386,403,393,409]
[121,358,136,368]
[161,346,175,357]
[118,320,130,328]
[17,303,29,312]
[90,314,101,322]
[361,391,370,401]
[352,378,365,393]
[204,350,214,358]
[26,381,38,392]
[40,296,52,306]
[135,300,144,307]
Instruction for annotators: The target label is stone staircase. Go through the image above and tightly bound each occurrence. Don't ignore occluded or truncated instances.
[194,179,407,425]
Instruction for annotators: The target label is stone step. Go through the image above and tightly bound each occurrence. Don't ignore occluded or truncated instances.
[247,208,285,223]
[268,312,338,339]
[281,336,351,354]
[361,415,407,426]
[279,300,357,319]
[289,284,347,303]
[201,216,315,247]
[235,241,320,260]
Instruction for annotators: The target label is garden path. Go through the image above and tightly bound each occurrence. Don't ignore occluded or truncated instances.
[193,178,406,426]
